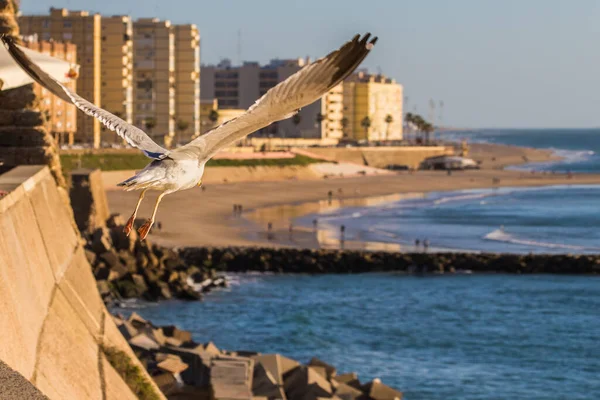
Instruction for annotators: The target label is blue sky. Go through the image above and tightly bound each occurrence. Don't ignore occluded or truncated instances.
[21,0,600,128]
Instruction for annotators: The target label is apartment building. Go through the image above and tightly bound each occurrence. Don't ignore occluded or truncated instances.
[20,8,102,147]
[201,58,344,140]
[172,24,200,144]
[133,18,176,147]
[343,72,403,141]
[199,99,245,135]
[100,15,133,144]
[22,36,77,145]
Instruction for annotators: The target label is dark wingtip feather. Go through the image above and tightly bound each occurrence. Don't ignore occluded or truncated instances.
[370,36,378,45]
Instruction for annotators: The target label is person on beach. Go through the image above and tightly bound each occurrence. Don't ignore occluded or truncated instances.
[423,239,429,252]
[313,219,318,232]
[328,190,333,205]
[415,239,420,250]
[267,222,273,240]
[289,223,294,240]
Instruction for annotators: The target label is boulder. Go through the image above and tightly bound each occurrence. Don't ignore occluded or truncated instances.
[210,356,254,400]
[129,333,160,352]
[84,249,97,265]
[117,321,138,340]
[162,326,193,343]
[91,227,113,254]
[252,362,285,400]
[106,213,125,228]
[333,382,363,400]
[309,357,336,379]
[159,347,213,387]
[360,379,402,400]
[96,280,111,297]
[253,354,300,386]
[131,274,149,296]
[283,366,332,400]
[99,250,121,269]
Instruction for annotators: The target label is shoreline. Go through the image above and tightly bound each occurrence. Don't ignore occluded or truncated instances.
[104,142,600,250]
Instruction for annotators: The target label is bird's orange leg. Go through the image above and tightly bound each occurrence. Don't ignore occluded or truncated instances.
[138,191,166,240]
[124,188,148,236]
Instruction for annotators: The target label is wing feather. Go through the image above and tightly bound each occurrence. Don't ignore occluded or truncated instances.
[0,35,169,159]
[175,33,377,160]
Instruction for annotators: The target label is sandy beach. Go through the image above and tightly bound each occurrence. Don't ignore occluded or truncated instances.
[105,141,600,250]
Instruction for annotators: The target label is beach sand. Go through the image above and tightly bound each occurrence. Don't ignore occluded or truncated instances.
[106,168,600,249]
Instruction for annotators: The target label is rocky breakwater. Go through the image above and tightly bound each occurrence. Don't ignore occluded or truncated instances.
[84,213,227,305]
[114,312,403,400]
[180,247,600,274]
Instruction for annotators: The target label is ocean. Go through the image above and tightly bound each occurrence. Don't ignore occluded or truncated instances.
[297,128,600,254]
[137,129,600,399]
[132,274,600,400]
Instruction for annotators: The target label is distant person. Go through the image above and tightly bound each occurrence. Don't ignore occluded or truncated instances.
[447,169,452,176]
[238,204,243,215]
[267,222,273,240]
[415,239,420,249]
[328,190,333,204]
[289,223,294,240]
[340,225,346,248]
[157,221,162,231]
[313,219,318,232]
[233,204,238,217]
[423,239,429,252]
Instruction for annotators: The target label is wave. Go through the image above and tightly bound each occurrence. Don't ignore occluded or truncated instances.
[483,229,600,251]
[550,148,595,164]
[433,191,501,205]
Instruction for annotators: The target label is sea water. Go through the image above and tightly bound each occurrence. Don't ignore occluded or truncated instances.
[133,273,600,400]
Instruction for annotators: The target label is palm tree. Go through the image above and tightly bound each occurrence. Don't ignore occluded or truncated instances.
[412,114,425,144]
[404,112,414,142]
[360,116,371,140]
[292,113,302,137]
[341,117,349,138]
[315,112,325,137]
[384,114,393,141]
[423,122,434,144]
[0,0,66,188]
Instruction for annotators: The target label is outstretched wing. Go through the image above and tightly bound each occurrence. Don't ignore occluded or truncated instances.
[175,33,377,160]
[0,36,169,159]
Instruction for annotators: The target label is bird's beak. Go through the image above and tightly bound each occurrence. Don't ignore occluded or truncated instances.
[197,180,202,187]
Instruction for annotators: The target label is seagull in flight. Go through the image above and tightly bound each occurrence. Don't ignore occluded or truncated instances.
[2,33,377,239]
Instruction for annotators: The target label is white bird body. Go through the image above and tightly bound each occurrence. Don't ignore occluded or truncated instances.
[2,33,377,239]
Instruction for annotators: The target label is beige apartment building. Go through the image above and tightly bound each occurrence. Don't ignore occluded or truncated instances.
[20,8,102,147]
[173,24,200,144]
[100,15,134,144]
[133,18,176,147]
[22,36,78,145]
[201,58,344,140]
[343,72,403,141]
[199,99,245,135]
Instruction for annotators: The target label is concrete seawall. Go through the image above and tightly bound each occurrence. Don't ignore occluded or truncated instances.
[0,166,164,399]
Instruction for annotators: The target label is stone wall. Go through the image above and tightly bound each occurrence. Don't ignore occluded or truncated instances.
[302,146,454,168]
[0,165,164,399]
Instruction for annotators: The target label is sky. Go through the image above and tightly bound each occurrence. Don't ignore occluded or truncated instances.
[21,0,600,129]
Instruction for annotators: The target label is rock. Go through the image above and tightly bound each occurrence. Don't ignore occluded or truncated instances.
[128,312,148,329]
[94,265,111,281]
[159,347,213,387]
[96,280,111,296]
[99,250,120,269]
[309,357,337,379]
[162,326,193,343]
[117,321,138,340]
[152,372,178,396]
[129,333,160,352]
[283,366,333,400]
[131,274,148,295]
[118,249,138,273]
[252,362,284,399]
[333,381,363,400]
[335,373,358,385]
[111,227,137,253]
[361,379,403,400]
[136,253,149,269]
[253,354,300,386]
[91,227,113,254]
[157,356,189,375]
[210,356,254,400]
[106,213,125,228]
[84,249,97,265]
[148,281,172,300]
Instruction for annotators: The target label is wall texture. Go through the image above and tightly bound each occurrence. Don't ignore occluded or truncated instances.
[0,165,164,399]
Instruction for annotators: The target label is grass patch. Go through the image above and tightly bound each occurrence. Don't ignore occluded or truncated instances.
[102,345,162,400]
[60,153,324,175]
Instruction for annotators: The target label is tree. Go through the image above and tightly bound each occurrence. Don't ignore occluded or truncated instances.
[292,113,302,137]
[315,112,325,137]
[208,109,219,124]
[384,114,393,141]
[0,0,66,188]
[360,116,371,140]
[341,117,349,138]
[423,122,434,144]
[412,114,425,144]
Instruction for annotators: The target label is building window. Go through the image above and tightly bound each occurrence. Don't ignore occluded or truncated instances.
[63,21,72,28]
[42,19,51,28]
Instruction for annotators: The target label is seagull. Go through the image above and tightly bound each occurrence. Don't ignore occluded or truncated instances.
[1,33,377,239]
